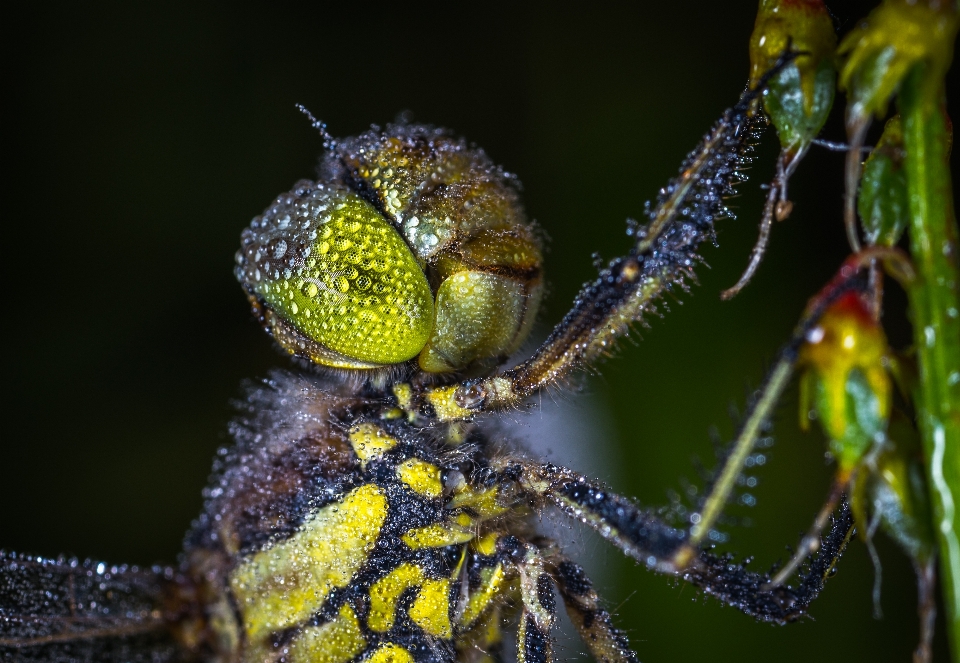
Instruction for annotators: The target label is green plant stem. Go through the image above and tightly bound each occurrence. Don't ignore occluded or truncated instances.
[901,63,960,656]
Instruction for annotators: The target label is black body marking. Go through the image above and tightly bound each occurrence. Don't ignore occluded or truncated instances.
[520,615,550,663]
[535,576,556,616]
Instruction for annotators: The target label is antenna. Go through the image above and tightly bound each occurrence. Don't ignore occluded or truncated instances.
[295,103,335,150]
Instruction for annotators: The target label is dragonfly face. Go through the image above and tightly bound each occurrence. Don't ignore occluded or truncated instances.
[236,125,543,375]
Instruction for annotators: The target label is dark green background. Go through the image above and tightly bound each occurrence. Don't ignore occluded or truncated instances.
[3,2,958,661]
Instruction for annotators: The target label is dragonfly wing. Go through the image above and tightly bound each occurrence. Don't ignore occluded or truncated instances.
[0,551,193,662]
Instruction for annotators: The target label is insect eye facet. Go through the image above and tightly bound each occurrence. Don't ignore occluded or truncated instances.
[236,182,434,367]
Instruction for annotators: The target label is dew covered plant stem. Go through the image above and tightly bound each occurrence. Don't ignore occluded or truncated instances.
[901,61,960,653]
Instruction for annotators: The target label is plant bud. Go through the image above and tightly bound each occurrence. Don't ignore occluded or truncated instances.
[799,291,892,479]
[749,0,837,157]
[839,0,959,122]
[850,416,935,564]
[858,116,909,247]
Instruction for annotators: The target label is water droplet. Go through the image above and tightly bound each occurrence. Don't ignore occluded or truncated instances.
[804,326,826,345]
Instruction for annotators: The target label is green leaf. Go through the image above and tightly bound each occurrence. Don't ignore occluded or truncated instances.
[858,115,909,246]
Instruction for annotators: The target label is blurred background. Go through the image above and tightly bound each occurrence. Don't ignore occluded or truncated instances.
[3,1,958,661]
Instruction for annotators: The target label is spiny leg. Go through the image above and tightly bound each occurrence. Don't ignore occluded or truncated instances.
[504,461,688,573]
[682,500,855,622]
[419,57,803,422]
[501,459,854,624]
[454,535,511,663]
[460,536,638,663]
[510,542,557,663]
[548,555,638,663]
[493,259,891,621]
[767,480,848,587]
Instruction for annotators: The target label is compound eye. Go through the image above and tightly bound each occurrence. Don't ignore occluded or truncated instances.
[237,184,435,366]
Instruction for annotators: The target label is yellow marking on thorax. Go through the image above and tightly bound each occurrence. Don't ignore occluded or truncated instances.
[287,604,366,663]
[368,564,453,639]
[473,532,499,557]
[229,484,387,645]
[368,564,425,632]
[367,643,415,663]
[402,523,474,549]
[459,563,506,628]
[425,385,474,421]
[381,407,404,420]
[349,423,397,467]
[445,422,470,446]
[392,383,413,410]
[409,578,452,638]
[447,485,508,519]
[396,458,443,498]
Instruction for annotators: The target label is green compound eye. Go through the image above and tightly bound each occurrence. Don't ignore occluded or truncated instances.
[236,182,434,367]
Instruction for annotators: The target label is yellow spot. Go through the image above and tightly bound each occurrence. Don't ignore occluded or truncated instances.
[481,607,503,646]
[349,423,397,467]
[473,532,498,557]
[229,484,387,645]
[368,564,425,632]
[447,486,508,519]
[381,407,404,420]
[409,578,452,638]
[402,523,475,549]
[392,383,413,411]
[452,546,467,579]
[425,385,474,421]
[366,564,451,638]
[287,604,366,663]
[396,459,443,498]
[446,422,469,446]
[460,564,505,628]
[367,643,415,663]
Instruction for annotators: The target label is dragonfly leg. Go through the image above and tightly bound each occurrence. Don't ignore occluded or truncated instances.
[512,542,556,663]
[548,555,638,663]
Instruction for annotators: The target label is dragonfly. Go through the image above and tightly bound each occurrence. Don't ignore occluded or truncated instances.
[7,1,955,660]
[0,47,861,662]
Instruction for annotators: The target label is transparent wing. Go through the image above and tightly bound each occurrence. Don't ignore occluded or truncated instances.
[0,551,194,663]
